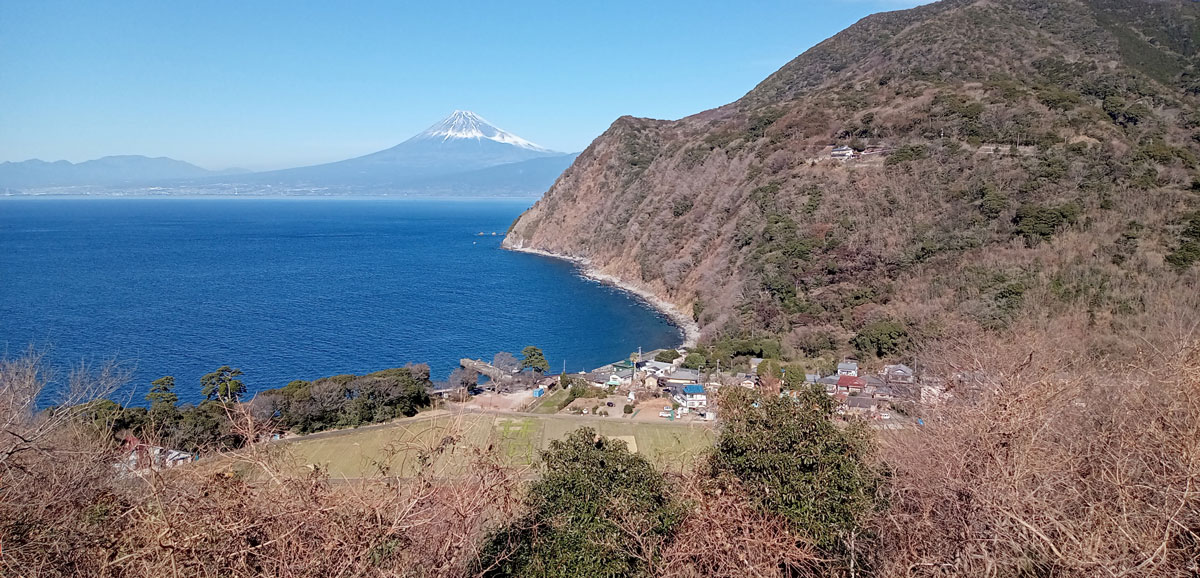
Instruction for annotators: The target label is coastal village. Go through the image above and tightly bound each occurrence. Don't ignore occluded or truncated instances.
[119,348,927,473]
[449,347,927,427]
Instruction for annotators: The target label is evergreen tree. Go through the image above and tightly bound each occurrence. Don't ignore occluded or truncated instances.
[145,376,178,410]
[200,366,246,402]
[520,346,550,374]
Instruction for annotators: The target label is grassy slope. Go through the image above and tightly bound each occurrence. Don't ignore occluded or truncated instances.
[274,411,715,478]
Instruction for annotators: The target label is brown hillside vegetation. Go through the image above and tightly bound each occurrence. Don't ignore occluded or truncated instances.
[505,0,1200,364]
[4,332,1199,576]
[7,0,1200,576]
[878,319,1200,576]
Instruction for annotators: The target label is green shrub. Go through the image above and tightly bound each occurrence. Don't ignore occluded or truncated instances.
[711,387,880,556]
[1013,202,1081,243]
[979,186,1009,219]
[671,197,694,217]
[654,349,680,363]
[851,320,910,358]
[1167,211,1200,272]
[479,428,684,577]
[681,352,706,369]
[746,107,784,140]
[885,144,928,166]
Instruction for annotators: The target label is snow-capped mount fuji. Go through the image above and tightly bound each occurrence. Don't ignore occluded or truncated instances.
[345,110,560,173]
[237,111,572,193]
[1,111,579,197]
[410,110,551,152]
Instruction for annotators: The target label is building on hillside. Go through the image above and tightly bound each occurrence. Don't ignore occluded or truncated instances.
[662,368,701,386]
[860,374,886,395]
[734,373,758,388]
[586,367,632,387]
[817,375,840,394]
[638,360,674,376]
[843,395,879,416]
[120,436,196,473]
[837,374,867,395]
[872,384,898,401]
[837,361,859,377]
[832,145,856,159]
[749,358,765,374]
[674,384,708,410]
[430,382,467,399]
[882,363,916,385]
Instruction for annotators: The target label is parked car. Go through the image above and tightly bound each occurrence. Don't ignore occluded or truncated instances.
[582,408,589,414]
[658,410,673,418]
[663,405,672,412]
[606,401,614,407]
[879,412,892,420]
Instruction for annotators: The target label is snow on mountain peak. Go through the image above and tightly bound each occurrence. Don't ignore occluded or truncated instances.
[414,110,550,152]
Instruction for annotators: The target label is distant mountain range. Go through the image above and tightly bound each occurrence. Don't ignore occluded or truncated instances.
[0,111,577,196]
[0,155,247,189]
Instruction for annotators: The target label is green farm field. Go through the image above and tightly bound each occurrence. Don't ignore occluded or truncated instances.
[274,410,715,478]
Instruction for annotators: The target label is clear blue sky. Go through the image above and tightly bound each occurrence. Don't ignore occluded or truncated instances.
[1,0,929,171]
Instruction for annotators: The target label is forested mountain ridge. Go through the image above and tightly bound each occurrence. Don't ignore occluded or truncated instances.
[506,0,1200,362]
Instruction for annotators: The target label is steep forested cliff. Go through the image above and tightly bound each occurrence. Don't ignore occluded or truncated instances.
[506,0,1200,362]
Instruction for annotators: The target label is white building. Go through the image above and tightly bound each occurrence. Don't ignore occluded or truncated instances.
[674,384,708,410]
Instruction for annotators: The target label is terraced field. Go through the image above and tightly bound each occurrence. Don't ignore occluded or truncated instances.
[276,410,715,478]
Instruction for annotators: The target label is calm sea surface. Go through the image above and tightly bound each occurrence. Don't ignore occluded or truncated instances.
[0,197,681,404]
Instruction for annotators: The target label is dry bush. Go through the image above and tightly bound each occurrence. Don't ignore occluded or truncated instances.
[101,444,521,577]
[658,474,820,578]
[0,352,523,578]
[0,352,130,576]
[0,350,126,469]
[875,326,1200,577]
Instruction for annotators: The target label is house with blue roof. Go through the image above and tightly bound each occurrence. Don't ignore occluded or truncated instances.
[674,384,708,410]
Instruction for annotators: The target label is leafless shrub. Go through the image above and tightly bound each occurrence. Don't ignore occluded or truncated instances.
[659,473,820,578]
[0,349,126,470]
[0,352,523,577]
[875,328,1200,577]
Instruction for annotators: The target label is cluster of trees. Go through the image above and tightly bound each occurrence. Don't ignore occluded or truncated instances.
[81,365,254,453]
[82,348,552,452]
[253,365,432,434]
[77,363,434,451]
[680,337,786,372]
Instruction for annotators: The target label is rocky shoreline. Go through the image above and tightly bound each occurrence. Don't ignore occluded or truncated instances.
[502,241,700,348]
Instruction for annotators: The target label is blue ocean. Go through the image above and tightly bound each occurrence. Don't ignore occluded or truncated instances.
[0,197,682,404]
